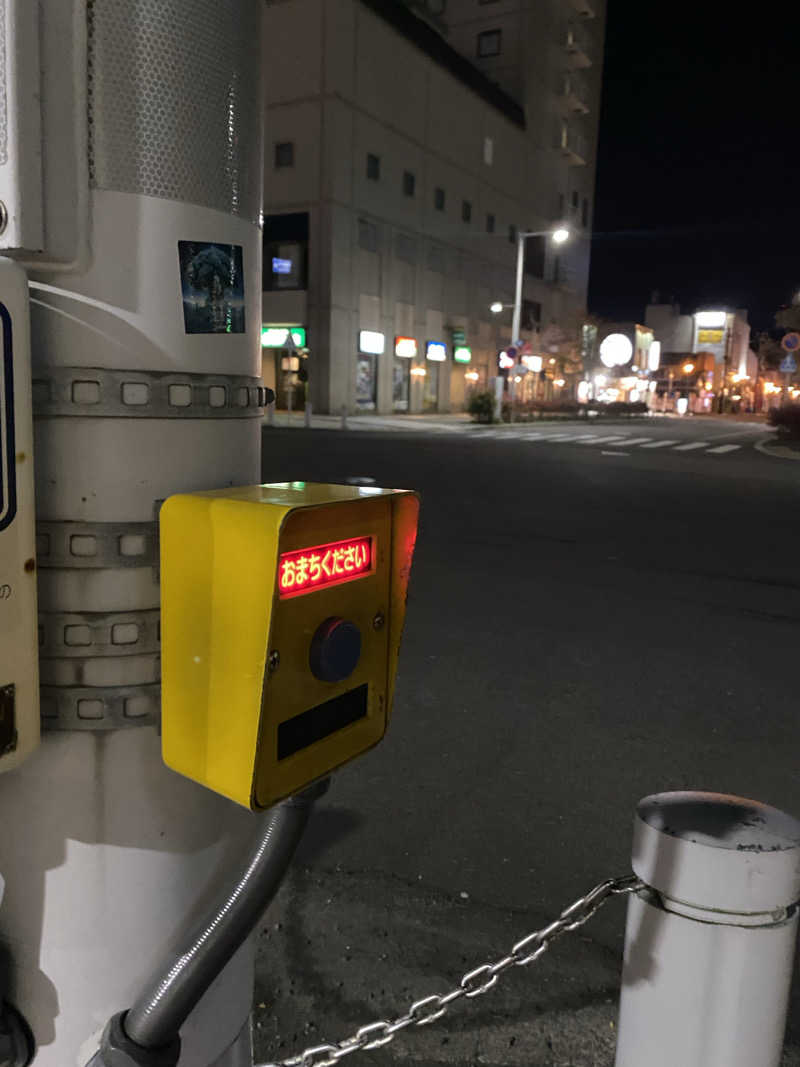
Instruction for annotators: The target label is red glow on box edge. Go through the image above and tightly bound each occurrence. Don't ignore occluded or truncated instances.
[278,536,374,597]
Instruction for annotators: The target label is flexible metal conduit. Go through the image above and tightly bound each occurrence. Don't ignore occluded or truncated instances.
[124,781,325,1050]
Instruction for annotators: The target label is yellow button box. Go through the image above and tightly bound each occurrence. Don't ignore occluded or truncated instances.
[160,482,419,809]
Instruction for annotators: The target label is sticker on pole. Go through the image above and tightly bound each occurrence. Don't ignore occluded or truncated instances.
[780,354,797,374]
[178,242,245,335]
[0,303,16,532]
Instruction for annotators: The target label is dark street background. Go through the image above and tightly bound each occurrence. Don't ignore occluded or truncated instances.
[255,426,800,1064]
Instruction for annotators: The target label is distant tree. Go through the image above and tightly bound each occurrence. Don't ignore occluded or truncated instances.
[757,331,783,372]
[775,303,800,333]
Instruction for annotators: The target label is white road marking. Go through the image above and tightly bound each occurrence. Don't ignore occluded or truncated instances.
[601,450,630,456]
[581,435,630,444]
[672,441,709,451]
[706,444,742,454]
[621,437,653,446]
[640,439,680,449]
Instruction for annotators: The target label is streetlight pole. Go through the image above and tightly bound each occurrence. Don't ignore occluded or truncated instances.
[510,228,570,348]
[511,231,526,345]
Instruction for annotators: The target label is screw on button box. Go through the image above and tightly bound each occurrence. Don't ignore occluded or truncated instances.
[159,482,419,809]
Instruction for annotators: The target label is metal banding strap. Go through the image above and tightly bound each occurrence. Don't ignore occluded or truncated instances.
[36,520,157,568]
[32,367,267,418]
[41,683,161,731]
[38,609,160,657]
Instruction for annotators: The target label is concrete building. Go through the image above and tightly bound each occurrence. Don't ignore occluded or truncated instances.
[262,0,606,413]
[644,301,755,412]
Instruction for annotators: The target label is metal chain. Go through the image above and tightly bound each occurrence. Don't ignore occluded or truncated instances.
[256,874,643,1067]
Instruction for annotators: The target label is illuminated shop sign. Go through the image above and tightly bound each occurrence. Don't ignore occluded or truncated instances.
[695,311,726,328]
[271,257,293,275]
[426,342,447,362]
[394,336,418,358]
[261,326,306,348]
[358,330,385,355]
[453,346,472,364]
[278,536,374,598]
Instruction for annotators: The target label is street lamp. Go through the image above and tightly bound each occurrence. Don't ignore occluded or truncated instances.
[489,301,504,314]
[682,362,695,375]
[511,228,571,344]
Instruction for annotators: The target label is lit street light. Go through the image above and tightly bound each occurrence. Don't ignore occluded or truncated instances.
[511,228,571,344]
[490,301,504,314]
[682,362,695,375]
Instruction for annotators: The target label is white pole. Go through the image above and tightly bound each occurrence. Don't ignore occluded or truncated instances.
[511,232,525,347]
[615,792,800,1067]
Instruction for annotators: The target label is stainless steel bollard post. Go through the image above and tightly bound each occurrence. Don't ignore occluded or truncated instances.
[615,792,800,1067]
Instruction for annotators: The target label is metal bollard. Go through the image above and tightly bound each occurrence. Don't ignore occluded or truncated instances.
[615,792,800,1067]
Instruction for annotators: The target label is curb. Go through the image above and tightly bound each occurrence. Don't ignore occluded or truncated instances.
[754,435,800,461]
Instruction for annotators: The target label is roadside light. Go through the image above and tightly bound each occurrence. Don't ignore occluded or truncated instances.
[549,357,557,365]
[490,301,504,314]
[410,366,426,377]
[514,375,522,383]
[554,378,566,387]
[552,227,570,244]
[682,362,695,375]
[465,370,479,382]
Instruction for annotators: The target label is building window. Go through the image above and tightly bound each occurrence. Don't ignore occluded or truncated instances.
[486,213,495,233]
[395,233,417,264]
[477,29,502,57]
[571,190,579,211]
[521,300,542,331]
[483,136,494,164]
[462,200,472,223]
[366,153,380,181]
[524,236,545,279]
[434,187,446,211]
[358,218,378,252]
[403,170,416,197]
[508,224,517,244]
[274,142,294,168]
[582,197,590,227]
[263,212,309,291]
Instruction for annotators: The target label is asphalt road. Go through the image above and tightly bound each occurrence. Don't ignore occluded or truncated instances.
[254,417,800,1066]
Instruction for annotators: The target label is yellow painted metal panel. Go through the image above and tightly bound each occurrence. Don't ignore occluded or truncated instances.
[160,483,419,809]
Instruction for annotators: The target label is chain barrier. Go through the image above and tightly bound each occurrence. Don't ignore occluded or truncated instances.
[256,874,644,1067]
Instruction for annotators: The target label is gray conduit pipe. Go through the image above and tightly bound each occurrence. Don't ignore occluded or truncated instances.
[123,780,327,1052]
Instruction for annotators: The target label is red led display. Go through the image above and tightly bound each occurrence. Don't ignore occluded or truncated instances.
[278,536,373,598]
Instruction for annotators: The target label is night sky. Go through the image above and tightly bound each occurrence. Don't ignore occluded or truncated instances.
[588,3,800,332]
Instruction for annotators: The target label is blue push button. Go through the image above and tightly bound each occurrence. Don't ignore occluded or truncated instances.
[309,617,362,683]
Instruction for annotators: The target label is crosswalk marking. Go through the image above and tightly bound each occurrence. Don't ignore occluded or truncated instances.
[578,435,629,444]
[640,439,680,449]
[619,437,652,446]
[706,444,741,454]
[673,441,709,451]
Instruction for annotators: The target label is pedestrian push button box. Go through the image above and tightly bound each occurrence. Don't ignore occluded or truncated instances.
[160,482,419,809]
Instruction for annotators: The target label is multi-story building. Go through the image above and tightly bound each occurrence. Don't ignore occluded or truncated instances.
[262,0,606,413]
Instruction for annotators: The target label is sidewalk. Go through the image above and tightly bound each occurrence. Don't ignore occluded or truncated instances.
[263,410,474,433]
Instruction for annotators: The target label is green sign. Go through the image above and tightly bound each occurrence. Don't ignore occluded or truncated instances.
[261,325,307,348]
[453,346,472,364]
[452,328,466,345]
